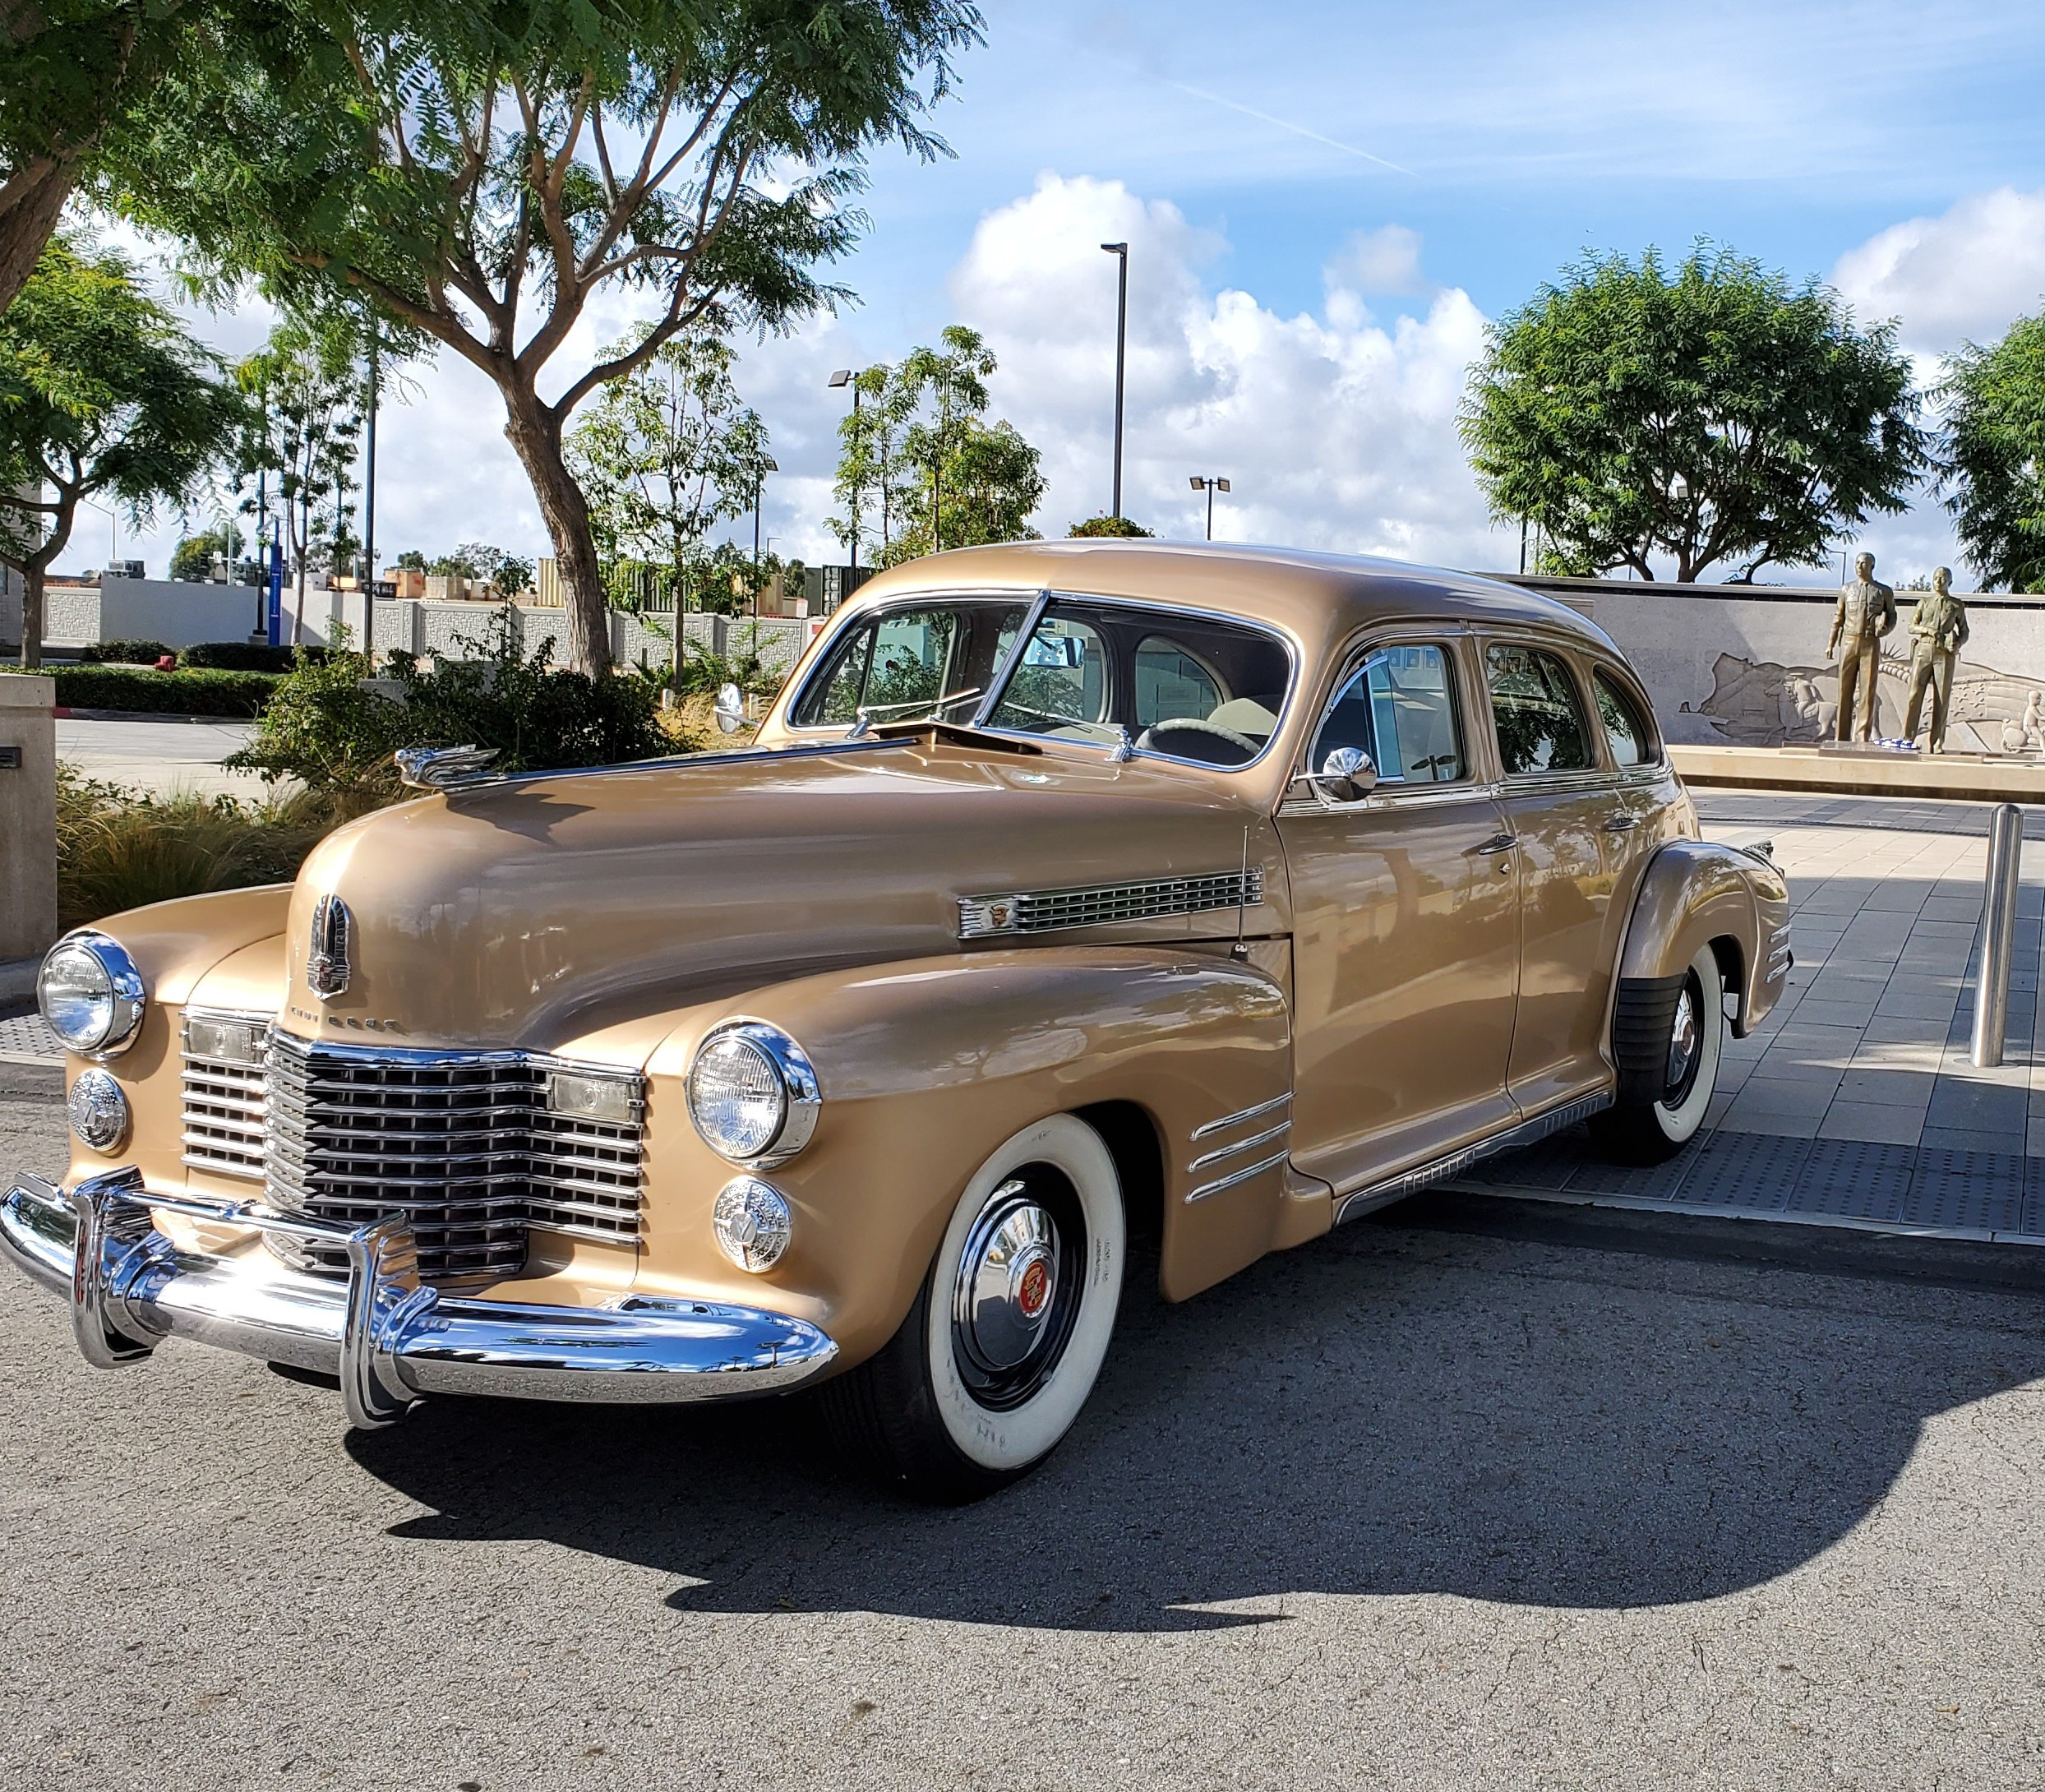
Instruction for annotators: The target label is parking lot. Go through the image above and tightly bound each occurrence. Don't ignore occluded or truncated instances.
[5,1045,2045,1790]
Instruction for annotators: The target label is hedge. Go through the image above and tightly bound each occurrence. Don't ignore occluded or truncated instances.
[0,663,282,716]
[77,640,173,665]
[182,641,331,672]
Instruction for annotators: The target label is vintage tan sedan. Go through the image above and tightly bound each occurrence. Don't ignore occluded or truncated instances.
[3,542,1789,1499]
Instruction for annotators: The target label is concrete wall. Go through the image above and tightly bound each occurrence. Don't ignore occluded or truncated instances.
[276,582,373,651]
[1507,575,2045,756]
[0,576,268,651]
[368,601,818,681]
[0,675,57,964]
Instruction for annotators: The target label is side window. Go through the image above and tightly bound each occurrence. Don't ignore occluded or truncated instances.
[1134,637,1221,730]
[1594,668,1655,768]
[1486,643,1595,776]
[1312,644,1465,785]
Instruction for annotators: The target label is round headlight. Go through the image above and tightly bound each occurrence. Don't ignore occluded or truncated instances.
[37,933,146,1056]
[686,1022,820,1166]
[713,1176,793,1272]
[67,1068,131,1152]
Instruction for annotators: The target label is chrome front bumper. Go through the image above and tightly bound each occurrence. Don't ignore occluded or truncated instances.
[0,1168,838,1428]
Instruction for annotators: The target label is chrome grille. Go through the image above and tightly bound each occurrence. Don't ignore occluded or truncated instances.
[180,1010,270,1181]
[263,1029,644,1282]
[958,868,1263,939]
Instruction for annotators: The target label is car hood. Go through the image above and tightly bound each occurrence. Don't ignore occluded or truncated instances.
[278,737,1283,1050]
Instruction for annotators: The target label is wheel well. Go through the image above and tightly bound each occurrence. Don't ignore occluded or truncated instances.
[1073,1099,1164,1250]
[1709,934,1745,1025]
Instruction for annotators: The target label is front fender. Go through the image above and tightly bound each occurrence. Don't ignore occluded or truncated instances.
[1618,840,1790,1041]
[624,948,1299,1369]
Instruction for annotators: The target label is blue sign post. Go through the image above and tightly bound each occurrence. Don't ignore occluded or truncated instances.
[266,527,283,647]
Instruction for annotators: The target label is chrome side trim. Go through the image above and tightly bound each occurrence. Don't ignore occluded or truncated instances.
[1185,1148,1290,1204]
[0,1170,838,1421]
[958,868,1263,940]
[1189,1090,1292,1141]
[1332,1090,1615,1224]
[1189,1119,1291,1173]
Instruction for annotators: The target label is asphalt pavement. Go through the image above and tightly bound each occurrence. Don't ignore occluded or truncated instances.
[3,1066,2045,1790]
[56,716,263,800]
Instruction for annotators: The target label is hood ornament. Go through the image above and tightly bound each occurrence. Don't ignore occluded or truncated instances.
[395,744,501,791]
[307,894,353,999]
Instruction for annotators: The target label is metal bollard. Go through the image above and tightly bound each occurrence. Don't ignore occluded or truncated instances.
[1971,802,2024,1068]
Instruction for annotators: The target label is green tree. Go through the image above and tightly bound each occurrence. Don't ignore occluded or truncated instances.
[0,236,242,666]
[1460,243,1927,583]
[840,326,1043,566]
[118,0,982,672]
[567,326,773,619]
[1939,312,2045,592]
[1068,513,1151,538]
[236,319,363,644]
[171,524,232,580]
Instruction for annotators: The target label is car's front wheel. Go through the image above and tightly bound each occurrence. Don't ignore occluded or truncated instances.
[821,1114,1125,1503]
[1592,944,1724,1164]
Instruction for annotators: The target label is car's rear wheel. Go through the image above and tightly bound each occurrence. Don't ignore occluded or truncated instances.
[1592,944,1724,1164]
[820,1114,1125,1503]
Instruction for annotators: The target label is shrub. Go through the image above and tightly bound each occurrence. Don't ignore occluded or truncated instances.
[182,640,330,672]
[0,663,281,715]
[1068,515,1153,538]
[56,767,381,930]
[77,639,173,664]
[230,607,674,797]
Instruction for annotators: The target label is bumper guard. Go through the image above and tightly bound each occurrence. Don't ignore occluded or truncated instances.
[1,1167,838,1428]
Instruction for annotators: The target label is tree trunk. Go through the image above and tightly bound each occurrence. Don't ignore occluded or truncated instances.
[18,564,44,670]
[0,155,80,319]
[500,377,610,674]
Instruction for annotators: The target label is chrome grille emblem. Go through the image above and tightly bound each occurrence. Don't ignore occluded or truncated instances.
[306,894,353,999]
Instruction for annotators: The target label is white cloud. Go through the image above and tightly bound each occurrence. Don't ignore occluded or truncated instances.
[947,173,1509,566]
[1832,187,2045,354]
[1325,224,1432,298]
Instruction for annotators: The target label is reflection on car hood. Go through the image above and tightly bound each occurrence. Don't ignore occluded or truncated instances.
[278,738,1282,1049]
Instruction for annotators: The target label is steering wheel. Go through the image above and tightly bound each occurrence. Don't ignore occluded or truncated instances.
[1138,718,1263,762]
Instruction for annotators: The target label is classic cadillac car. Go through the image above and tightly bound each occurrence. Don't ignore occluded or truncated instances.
[3,542,1789,1499]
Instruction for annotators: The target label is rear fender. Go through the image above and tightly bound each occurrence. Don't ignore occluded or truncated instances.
[1617,840,1790,1044]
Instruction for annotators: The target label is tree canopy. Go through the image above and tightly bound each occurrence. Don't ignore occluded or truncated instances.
[1460,244,1927,583]
[112,0,983,671]
[832,325,1043,566]
[1939,312,2045,593]
[0,235,243,665]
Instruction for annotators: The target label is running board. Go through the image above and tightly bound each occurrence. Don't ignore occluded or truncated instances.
[1333,1091,1615,1226]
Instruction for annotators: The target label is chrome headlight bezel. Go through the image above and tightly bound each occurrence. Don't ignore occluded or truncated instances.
[37,931,147,1058]
[686,1020,821,1167]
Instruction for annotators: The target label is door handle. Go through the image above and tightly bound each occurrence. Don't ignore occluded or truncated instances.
[1473,833,1517,855]
[1601,812,1640,833]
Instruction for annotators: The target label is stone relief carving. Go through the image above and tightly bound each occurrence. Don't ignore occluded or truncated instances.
[1678,649,2044,755]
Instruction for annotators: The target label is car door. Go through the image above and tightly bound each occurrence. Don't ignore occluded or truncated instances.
[1276,635,1521,1197]
[1480,636,1645,1115]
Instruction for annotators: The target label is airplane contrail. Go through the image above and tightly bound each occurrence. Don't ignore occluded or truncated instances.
[1153,74,1415,178]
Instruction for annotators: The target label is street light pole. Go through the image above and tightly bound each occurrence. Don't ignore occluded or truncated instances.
[1101,242,1128,520]
[1189,475,1231,541]
[363,323,379,595]
[828,368,861,573]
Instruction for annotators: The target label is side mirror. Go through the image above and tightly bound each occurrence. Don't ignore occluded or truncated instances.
[713,682,746,735]
[1317,746,1378,803]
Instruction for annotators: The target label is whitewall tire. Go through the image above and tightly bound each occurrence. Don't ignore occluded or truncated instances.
[1594,943,1724,1164]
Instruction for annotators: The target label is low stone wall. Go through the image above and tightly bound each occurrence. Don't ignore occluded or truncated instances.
[0,675,56,963]
[1506,575,2045,756]
[370,601,815,681]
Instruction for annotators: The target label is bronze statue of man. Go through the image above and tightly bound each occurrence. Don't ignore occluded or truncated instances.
[1904,566,1969,752]
[1828,551,1897,741]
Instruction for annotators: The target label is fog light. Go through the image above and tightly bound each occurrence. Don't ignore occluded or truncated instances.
[67,1069,130,1153]
[547,1069,639,1125]
[713,1176,792,1272]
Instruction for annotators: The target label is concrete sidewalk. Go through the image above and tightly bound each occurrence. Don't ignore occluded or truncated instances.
[57,715,265,800]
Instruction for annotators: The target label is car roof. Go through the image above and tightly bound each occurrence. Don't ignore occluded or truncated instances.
[836,539,1623,663]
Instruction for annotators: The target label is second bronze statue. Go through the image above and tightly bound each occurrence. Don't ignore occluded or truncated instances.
[1904,566,1969,753]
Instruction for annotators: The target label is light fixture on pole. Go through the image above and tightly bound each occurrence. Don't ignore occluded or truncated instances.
[1189,475,1230,541]
[1101,242,1128,520]
[828,368,861,573]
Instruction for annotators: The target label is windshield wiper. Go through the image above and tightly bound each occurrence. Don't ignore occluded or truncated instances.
[846,687,984,740]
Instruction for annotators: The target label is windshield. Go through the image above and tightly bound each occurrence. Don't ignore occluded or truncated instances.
[985,598,1292,768]
[789,600,1029,728]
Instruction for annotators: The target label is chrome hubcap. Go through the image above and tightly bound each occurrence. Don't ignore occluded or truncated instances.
[1665,982,1701,1094]
[954,1182,1061,1374]
[949,1171,1085,1411]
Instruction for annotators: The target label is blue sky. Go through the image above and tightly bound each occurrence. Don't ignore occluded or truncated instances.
[97,0,2045,586]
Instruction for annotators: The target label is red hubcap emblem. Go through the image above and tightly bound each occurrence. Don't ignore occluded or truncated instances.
[1017,1259,1051,1319]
